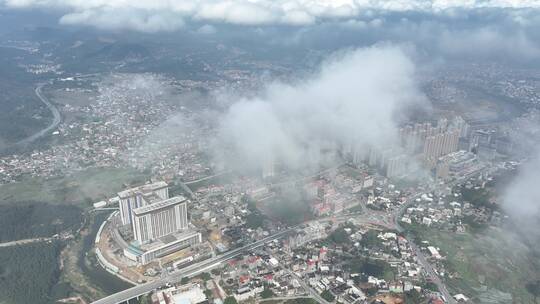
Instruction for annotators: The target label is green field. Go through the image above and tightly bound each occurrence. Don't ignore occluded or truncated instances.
[408,225,537,303]
[0,202,82,242]
[0,167,148,207]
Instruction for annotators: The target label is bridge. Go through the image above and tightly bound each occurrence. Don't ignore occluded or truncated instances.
[90,207,120,212]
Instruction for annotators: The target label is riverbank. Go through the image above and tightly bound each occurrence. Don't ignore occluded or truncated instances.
[61,211,133,302]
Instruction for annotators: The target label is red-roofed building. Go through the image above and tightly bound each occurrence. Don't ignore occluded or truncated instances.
[429,297,445,304]
[247,256,260,264]
[319,247,328,261]
[307,259,316,272]
[239,275,250,284]
[312,203,331,217]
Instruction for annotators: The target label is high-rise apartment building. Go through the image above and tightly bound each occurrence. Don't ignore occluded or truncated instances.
[132,196,188,243]
[117,182,202,265]
[399,117,462,169]
[262,155,275,179]
[385,154,407,178]
[118,181,169,226]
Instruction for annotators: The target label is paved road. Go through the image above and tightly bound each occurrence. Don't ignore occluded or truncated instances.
[91,228,295,304]
[260,295,316,302]
[14,82,61,147]
[284,267,330,304]
[409,241,453,302]
[0,237,54,248]
[184,171,230,185]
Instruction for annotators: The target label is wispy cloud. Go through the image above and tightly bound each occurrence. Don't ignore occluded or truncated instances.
[2,0,540,32]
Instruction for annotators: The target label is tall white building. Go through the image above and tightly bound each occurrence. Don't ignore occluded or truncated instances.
[118,181,169,226]
[117,182,203,265]
[386,154,407,178]
[399,119,461,169]
[132,196,188,243]
[262,155,275,179]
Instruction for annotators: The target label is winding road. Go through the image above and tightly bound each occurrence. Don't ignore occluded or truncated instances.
[13,82,61,147]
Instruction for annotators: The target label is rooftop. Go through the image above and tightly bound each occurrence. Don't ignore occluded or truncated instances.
[137,229,201,252]
[133,196,186,216]
[118,181,168,198]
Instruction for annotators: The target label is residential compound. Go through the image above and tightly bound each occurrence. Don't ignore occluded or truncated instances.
[117,182,201,265]
[132,196,189,243]
[119,181,169,226]
[358,117,470,178]
[400,118,461,167]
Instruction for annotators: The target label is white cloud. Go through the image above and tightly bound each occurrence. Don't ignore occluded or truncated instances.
[215,45,426,171]
[504,156,540,220]
[2,0,540,31]
[59,8,185,32]
[196,24,216,34]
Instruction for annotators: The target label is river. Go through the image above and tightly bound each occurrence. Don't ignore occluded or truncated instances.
[79,212,133,295]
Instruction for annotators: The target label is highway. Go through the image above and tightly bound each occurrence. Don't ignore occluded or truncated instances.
[14,82,61,147]
[91,228,295,304]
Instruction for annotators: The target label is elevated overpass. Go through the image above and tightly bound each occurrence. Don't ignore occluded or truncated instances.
[91,228,295,304]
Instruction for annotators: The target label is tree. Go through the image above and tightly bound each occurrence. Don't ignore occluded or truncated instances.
[526,281,540,304]
[328,228,349,244]
[180,276,190,284]
[0,241,63,304]
[199,272,211,281]
[246,212,265,229]
[261,288,275,299]
[360,230,380,248]
[423,281,439,292]
[346,257,391,278]
[224,296,238,304]
[320,290,335,302]
[405,289,423,303]
[139,294,152,304]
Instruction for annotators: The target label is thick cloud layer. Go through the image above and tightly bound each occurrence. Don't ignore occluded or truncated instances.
[2,0,540,32]
[503,155,540,224]
[216,45,425,172]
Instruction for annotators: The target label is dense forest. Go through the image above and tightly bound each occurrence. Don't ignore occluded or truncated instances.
[0,202,82,242]
[0,241,68,304]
